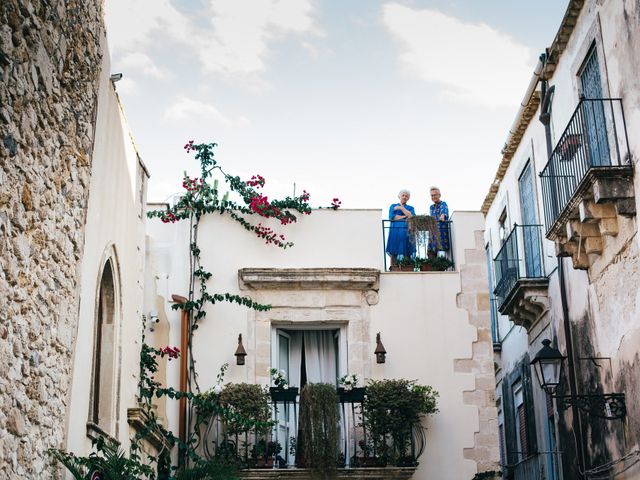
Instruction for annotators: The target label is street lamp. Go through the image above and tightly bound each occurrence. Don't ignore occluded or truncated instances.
[531,339,626,420]
[530,339,565,395]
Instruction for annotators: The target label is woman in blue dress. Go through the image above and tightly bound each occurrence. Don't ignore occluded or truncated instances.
[386,189,416,268]
[428,186,450,253]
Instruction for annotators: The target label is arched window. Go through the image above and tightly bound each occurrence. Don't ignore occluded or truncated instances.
[90,257,118,433]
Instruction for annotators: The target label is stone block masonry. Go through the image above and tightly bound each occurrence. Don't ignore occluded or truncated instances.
[0,1,104,478]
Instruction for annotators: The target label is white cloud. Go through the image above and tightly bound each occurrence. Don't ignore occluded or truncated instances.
[105,0,321,84]
[163,97,251,127]
[118,53,169,79]
[197,0,321,76]
[105,0,191,54]
[381,3,535,107]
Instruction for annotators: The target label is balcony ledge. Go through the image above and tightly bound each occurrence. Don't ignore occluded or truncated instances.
[546,167,635,270]
[498,278,549,332]
[238,467,417,479]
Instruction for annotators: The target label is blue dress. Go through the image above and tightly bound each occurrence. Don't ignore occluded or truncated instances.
[386,203,416,257]
[429,201,450,251]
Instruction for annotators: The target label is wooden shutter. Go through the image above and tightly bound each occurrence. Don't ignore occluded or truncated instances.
[517,403,529,457]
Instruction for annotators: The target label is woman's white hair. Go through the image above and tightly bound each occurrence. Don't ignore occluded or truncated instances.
[429,186,441,194]
[398,189,411,197]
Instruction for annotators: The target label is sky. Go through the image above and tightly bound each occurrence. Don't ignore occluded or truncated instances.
[104,0,568,214]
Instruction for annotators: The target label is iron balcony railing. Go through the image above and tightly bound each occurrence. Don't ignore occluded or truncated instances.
[539,98,631,233]
[493,224,546,310]
[195,389,426,470]
[509,451,563,480]
[382,218,454,272]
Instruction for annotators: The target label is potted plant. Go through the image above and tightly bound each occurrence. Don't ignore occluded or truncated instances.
[269,368,299,402]
[429,256,454,271]
[363,379,439,467]
[414,257,431,271]
[250,439,280,468]
[337,374,366,403]
[397,256,415,272]
[300,383,339,476]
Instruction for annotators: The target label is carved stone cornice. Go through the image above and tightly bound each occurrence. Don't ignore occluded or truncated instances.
[239,268,380,291]
[498,278,549,332]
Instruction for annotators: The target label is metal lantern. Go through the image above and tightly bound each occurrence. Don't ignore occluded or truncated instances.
[234,334,247,366]
[374,332,387,364]
[530,339,565,395]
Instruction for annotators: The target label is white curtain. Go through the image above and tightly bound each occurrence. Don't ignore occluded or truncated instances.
[289,332,303,388]
[303,331,337,385]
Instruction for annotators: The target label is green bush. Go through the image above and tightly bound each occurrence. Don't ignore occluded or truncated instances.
[363,379,438,463]
[300,383,340,477]
[219,383,272,435]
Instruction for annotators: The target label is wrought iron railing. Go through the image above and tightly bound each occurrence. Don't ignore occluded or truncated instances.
[493,225,546,310]
[195,389,426,470]
[382,218,454,272]
[539,98,631,233]
[509,451,563,480]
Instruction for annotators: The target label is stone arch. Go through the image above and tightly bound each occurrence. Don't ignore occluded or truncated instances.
[88,245,122,436]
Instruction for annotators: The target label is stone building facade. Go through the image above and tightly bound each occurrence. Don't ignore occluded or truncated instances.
[482,1,640,478]
[0,1,105,477]
[145,208,501,479]
[1,1,150,478]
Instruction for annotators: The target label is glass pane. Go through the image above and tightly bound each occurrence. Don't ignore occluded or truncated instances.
[278,334,289,382]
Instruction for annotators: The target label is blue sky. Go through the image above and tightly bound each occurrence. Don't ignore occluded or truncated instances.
[105,0,567,213]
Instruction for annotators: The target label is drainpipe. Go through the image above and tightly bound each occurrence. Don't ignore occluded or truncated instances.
[539,72,587,479]
[171,294,189,464]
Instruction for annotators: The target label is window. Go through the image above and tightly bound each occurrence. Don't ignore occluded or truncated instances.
[89,257,119,435]
[498,208,508,246]
[513,382,529,459]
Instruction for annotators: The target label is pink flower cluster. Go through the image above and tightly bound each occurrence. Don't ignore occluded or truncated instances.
[248,194,296,225]
[331,198,342,210]
[161,211,178,223]
[300,190,310,202]
[182,176,204,192]
[183,140,195,153]
[160,346,180,360]
[246,174,266,188]
[255,223,288,247]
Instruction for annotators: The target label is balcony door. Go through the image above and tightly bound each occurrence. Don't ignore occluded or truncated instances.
[518,162,542,278]
[579,47,610,166]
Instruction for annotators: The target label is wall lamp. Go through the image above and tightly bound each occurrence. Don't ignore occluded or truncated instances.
[531,339,626,420]
[234,334,247,366]
[374,332,387,364]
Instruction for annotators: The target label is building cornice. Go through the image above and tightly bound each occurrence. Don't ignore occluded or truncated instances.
[238,268,380,291]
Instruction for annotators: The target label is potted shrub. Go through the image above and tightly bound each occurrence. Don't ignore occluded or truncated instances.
[363,379,439,467]
[414,257,431,271]
[250,439,281,468]
[429,256,454,271]
[299,383,339,476]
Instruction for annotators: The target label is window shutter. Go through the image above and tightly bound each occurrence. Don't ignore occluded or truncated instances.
[517,403,529,457]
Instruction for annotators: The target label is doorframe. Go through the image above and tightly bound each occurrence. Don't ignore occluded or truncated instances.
[270,323,349,385]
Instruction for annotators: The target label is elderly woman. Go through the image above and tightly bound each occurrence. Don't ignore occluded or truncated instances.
[428,186,450,253]
[386,189,416,268]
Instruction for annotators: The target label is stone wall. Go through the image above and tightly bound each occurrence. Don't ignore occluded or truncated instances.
[0,1,104,477]
[455,230,501,477]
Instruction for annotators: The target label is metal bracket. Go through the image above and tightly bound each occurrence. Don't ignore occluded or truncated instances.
[555,393,626,420]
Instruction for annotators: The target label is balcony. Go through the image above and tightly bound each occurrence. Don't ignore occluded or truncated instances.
[382,217,454,272]
[493,225,549,332]
[195,388,423,479]
[506,451,562,480]
[540,98,635,269]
